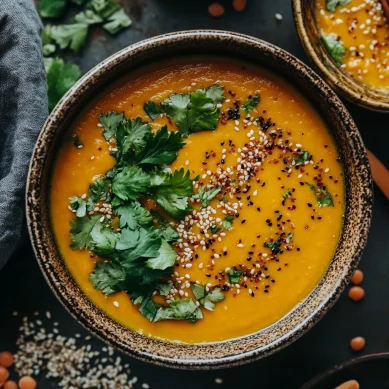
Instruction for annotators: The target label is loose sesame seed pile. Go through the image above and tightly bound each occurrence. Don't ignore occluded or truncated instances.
[13,314,138,388]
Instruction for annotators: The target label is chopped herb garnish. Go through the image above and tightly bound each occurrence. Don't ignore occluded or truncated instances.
[112,165,150,201]
[144,84,225,136]
[326,0,350,12]
[264,239,281,254]
[242,95,260,113]
[228,269,243,284]
[305,183,335,207]
[294,150,311,166]
[49,23,89,53]
[154,299,203,323]
[89,261,126,295]
[223,215,234,229]
[103,8,132,34]
[191,284,225,311]
[115,202,153,229]
[70,215,100,250]
[72,135,83,148]
[210,225,221,235]
[282,189,291,201]
[69,196,87,217]
[73,10,103,25]
[321,33,347,65]
[89,177,111,202]
[193,186,222,208]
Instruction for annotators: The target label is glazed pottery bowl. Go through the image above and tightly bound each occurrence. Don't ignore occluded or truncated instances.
[292,0,389,112]
[26,30,373,369]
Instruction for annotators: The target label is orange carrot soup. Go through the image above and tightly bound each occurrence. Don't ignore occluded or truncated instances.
[317,0,389,90]
[50,57,345,343]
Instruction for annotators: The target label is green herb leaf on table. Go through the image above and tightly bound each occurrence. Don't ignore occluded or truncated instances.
[72,0,87,5]
[193,186,222,208]
[228,269,243,284]
[39,0,66,18]
[69,196,87,217]
[326,0,350,12]
[103,8,132,34]
[154,299,203,323]
[321,33,347,64]
[44,57,81,111]
[223,215,234,230]
[242,95,260,113]
[112,165,150,201]
[50,23,89,52]
[89,261,126,295]
[74,10,103,25]
[88,0,121,19]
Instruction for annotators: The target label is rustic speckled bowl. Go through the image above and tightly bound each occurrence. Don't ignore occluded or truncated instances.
[293,0,389,112]
[26,30,373,369]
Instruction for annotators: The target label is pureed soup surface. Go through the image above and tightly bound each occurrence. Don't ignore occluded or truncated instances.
[317,0,389,90]
[50,57,345,343]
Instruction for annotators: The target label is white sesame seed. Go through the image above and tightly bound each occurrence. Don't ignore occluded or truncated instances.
[113,301,119,307]
[275,13,283,20]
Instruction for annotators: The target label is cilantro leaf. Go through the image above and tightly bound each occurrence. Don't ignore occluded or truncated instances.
[69,196,87,217]
[103,8,132,34]
[70,215,100,250]
[158,283,173,296]
[223,215,234,229]
[144,101,162,120]
[115,228,140,251]
[191,285,225,311]
[294,150,311,166]
[146,240,177,270]
[152,212,179,242]
[138,296,160,321]
[193,186,221,208]
[264,239,281,254]
[322,33,347,65]
[90,261,126,295]
[90,222,118,257]
[154,299,203,323]
[205,84,225,103]
[72,0,87,4]
[112,166,150,201]
[44,57,81,111]
[149,168,194,219]
[89,177,111,202]
[148,84,224,135]
[326,0,350,12]
[134,126,185,166]
[243,95,260,113]
[317,188,334,207]
[50,23,89,52]
[210,225,221,234]
[228,269,243,284]
[39,0,66,18]
[99,112,125,141]
[88,0,121,19]
[74,10,103,24]
[305,182,316,190]
[115,202,153,229]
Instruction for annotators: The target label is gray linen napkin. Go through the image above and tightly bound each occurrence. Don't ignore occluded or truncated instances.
[0,0,48,270]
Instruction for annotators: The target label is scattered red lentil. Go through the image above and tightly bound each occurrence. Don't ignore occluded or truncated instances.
[208,2,225,17]
[0,352,14,368]
[0,366,10,386]
[335,380,360,389]
[350,336,366,351]
[3,381,18,389]
[232,0,247,12]
[18,376,37,389]
[349,286,365,301]
[351,269,364,285]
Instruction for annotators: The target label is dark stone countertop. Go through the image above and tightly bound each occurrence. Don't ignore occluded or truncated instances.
[1,1,389,388]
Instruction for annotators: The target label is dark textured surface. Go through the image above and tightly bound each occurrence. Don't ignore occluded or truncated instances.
[1,1,389,388]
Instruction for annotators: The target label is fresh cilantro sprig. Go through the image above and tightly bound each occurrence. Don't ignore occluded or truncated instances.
[321,33,347,65]
[305,182,335,207]
[242,95,260,114]
[191,284,225,311]
[326,0,350,12]
[193,186,222,208]
[144,84,225,136]
[294,150,311,166]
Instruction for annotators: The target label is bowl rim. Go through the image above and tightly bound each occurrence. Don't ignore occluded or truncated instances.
[292,0,389,112]
[300,352,389,388]
[26,29,373,369]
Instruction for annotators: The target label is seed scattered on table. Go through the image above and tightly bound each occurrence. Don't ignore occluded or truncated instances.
[350,336,366,352]
[233,0,247,12]
[0,352,14,368]
[335,380,360,389]
[208,2,225,17]
[0,366,10,386]
[3,380,18,389]
[19,376,37,389]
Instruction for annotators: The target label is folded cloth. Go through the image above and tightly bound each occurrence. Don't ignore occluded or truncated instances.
[0,0,48,270]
